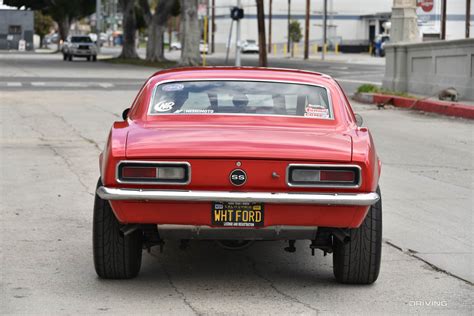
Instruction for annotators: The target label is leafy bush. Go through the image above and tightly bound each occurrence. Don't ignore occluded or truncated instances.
[356,84,415,98]
[357,84,380,94]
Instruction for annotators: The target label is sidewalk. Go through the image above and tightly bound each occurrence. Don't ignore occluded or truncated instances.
[307,52,385,66]
[209,48,385,66]
[353,92,474,119]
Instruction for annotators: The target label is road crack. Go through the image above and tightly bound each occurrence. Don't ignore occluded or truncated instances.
[384,241,473,286]
[48,111,102,152]
[13,108,94,196]
[162,265,202,315]
[44,143,94,196]
[148,251,201,316]
[245,256,320,315]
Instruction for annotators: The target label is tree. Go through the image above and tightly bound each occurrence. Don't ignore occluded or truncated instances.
[5,0,95,48]
[289,20,302,43]
[256,0,267,67]
[140,0,179,62]
[34,11,54,48]
[119,0,139,59]
[289,20,302,57]
[179,0,200,66]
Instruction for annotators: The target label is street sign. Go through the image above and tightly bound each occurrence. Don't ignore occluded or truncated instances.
[230,7,244,20]
[18,40,26,51]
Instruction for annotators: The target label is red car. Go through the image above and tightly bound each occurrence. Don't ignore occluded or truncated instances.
[93,67,382,284]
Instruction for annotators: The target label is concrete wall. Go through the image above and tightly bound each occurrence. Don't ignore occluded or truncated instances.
[0,10,34,50]
[382,39,474,100]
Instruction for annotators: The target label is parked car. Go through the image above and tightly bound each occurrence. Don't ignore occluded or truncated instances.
[170,41,182,50]
[88,32,108,46]
[62,35,98,61]
[199,40,208,54]
[93,67,382,284]
[241,39,259,54]
[44,33,59,46]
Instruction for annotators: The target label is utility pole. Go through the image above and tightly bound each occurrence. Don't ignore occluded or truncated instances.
[168,18,172,52]
[287,0,291,53]
[235,0,241,66]
[206,0,210,49]
[211,0,215,53]
[225,20,234,65]
[96,0,101,52]
[322,0,327,60]
[268,0,272,53]
[441,0,447,40]
[256,0,267,66]
[304,0,310,59]
[466,0,471,38]
[112,0,117,32]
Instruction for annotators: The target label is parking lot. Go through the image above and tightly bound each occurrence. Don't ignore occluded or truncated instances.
[0,52,472,315]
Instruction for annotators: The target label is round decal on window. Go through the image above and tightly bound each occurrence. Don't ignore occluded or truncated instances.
[162,83,184,92]
[154,101,175,112]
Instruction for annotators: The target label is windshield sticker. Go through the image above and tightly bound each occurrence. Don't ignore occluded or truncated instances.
[162,83,184,92]
[305,104,329,118]
[154,101,175,112]
[304,112,329,118]
[175,109,215,114]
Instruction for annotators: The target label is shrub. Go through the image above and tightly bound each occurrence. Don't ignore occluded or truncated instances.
[357,84,380,94]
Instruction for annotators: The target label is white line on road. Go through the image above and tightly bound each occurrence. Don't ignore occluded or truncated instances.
[6,82,22,87]
[31,82,46,86]
[98,83,115,88]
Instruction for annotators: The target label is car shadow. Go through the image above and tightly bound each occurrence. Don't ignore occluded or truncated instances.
[133,239,338,287]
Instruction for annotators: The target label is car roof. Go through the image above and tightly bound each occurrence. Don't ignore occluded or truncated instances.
[148,67,335,87]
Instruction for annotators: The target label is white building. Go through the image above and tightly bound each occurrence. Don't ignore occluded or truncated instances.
[209,0,473,52]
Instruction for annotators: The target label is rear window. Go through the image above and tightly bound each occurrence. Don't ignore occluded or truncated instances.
[71,36,92,43]
[149,80,333,119]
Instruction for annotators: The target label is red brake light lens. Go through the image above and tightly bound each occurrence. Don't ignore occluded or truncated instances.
[122,167,156,179]
[320,170,355,182]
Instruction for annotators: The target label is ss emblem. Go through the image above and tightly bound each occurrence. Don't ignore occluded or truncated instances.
[229,169,247,186]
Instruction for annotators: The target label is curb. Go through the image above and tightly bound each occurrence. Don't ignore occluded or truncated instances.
[352,93,474,120]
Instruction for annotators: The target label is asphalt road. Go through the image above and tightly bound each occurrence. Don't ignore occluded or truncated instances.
[0,49,384,95]
[0,52,472,315]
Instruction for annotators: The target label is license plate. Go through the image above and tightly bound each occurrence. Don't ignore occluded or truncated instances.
[211,202,264,227]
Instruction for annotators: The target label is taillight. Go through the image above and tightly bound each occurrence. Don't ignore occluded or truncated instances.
[287,164,360,187]
[117,161,190,184]
[122,167,156,179]
[320,170,355,182]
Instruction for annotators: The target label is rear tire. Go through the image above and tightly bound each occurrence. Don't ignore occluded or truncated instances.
[63,54,67,61]
[333,187,382,284]
[93,179,143,279]
[92,55,97,62]
[87,56,91,61]
[68,55,73,61]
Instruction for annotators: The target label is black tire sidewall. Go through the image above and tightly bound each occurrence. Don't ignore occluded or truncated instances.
[333,187,382,284]
[92,178,143,279]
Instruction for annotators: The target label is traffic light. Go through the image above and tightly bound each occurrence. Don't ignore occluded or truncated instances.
[230,7,244,20]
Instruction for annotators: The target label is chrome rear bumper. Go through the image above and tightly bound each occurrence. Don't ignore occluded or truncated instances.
[97,186,379,206]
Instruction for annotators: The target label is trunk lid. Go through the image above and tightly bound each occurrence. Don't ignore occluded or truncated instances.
[125,120,352,162]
